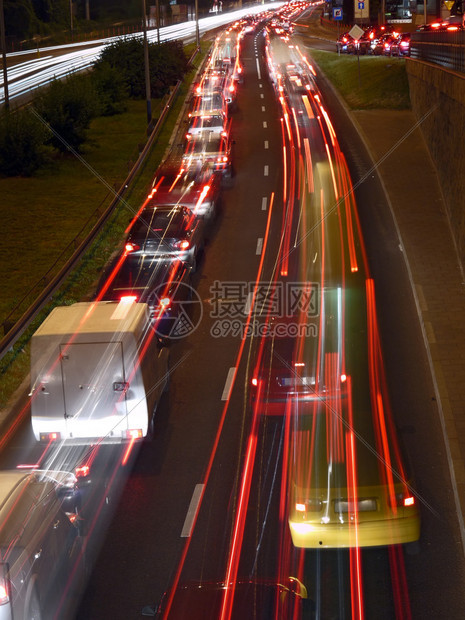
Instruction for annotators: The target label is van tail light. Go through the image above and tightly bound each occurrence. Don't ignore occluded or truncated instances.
[159,296,171,308]
[126,429,143,440]
[125,242,140,253]
[40,432,61,442]
[120,295,138,304]
[174,240,190,250]
[0,565,10,606]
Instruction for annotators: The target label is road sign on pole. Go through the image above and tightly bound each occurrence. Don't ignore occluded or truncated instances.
[333,7,343,20]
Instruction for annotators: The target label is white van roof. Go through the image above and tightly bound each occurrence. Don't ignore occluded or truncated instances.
[34,301,150,337]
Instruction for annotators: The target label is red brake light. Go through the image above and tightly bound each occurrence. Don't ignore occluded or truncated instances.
[120,295,137,304]
[75,465,90,478]
[174,240,190,250]
[159,296,171,308]
[404,496,415,507]
[125,242,139,253]
[40,432,61,442]
[126,429,143,440]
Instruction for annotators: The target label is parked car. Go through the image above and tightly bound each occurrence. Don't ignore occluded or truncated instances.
[125,205,205,271]
[0,469,85,619]
[96,255,193,343]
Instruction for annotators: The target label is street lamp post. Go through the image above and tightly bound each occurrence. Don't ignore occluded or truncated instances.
[142,0,152,126]
[195,0,200,48]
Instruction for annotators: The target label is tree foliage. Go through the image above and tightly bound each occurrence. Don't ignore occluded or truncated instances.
[35,73,100,153]
[95,38,189,100]
[92,62,129,116]
[0,108,48,176]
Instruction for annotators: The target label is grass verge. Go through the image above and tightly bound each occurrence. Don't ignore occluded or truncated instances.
[0,42,209,409]
[306,48,411,110]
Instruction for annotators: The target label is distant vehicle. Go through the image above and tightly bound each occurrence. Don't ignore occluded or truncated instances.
[372,33,398,55]
[96,256,193,344]
[186,109,228,141]
[182,130,234,182]
[390,32,411,57]
[148,578,313,619]
[0,469,85,620]
[336,32,354,54]
[125,204,205,270]
[30,301,169,443]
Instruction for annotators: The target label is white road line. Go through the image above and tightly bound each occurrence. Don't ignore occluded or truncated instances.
[264,140,269,149]
[221,367,236,401]
[181,484,204,538]
[261,106,266,112]
[244,292,254,315]
[259,83,263,88]
[263,121,267,128]
[261,196,267,211]
[260,93,264,99]
[264,165,269,176]
[256,238,263,255]
[256,58,261,79]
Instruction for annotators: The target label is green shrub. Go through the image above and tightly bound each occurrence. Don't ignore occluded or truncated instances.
[0,107,48,176]
[92,61,129,116]
[95,37,189,100]
[34,73,100,152]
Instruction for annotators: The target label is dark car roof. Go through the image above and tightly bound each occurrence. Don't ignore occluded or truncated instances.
[128,205,191,241]
[98,256,186,303]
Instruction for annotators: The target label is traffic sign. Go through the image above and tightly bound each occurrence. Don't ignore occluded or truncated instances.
[333,7,343,20]
[349,24,364,40]
[358,1,364,8]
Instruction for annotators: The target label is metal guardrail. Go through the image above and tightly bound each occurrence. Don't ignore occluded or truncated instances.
[0,48,201,364]
[410,30,465,74]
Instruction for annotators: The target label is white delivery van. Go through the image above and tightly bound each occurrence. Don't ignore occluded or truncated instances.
[30,301,169,444]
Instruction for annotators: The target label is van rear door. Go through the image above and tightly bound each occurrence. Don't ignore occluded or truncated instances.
[60,341,128,439]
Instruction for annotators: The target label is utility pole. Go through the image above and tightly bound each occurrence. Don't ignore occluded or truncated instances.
[69,0,74,40]
[0,0,9,110]
[195,0,200,48]
[156,0,160,44]
[142,0,152,126]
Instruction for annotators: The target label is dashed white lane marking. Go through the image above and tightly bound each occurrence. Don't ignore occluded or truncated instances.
[181,484,204,538]
[261,196,267,211]
[256,238,263,255]
[264,165,269,176]
[221,367,236,401]
[264,140,269,149]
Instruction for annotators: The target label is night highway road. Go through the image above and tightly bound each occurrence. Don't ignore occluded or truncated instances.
[72,17,465,619]
[0,6,464,620]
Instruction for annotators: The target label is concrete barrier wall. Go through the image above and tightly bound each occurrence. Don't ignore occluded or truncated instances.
[405,59,465,265]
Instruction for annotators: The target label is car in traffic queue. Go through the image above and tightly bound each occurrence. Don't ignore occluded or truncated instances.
[186,108,229,142]
[194,68,236,110]
[336,32,355,54]
[390,32,411,56]
[125,204,205,272]
[96,255,193,344]
[182,130,234,183]
[0,469,85,620]
[149,161,222,221]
